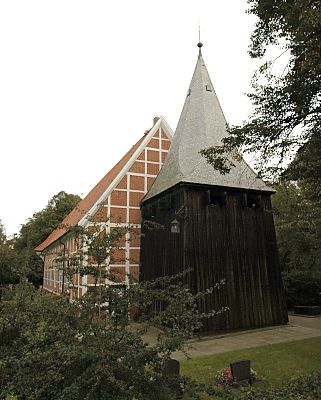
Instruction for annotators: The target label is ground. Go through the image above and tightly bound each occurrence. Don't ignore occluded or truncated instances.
[173,314,321,399]
[172,314,321,360]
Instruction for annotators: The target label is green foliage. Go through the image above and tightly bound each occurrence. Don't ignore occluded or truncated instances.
[199,148,236,175]
[0,212,228,400]
[219,373,321,400]
[1,205,227,399]
[13,191,81,286]
[202,0,321,180]
[1,218,225,400]
[272,177,321,306]
[0,221,17,287]
[272,181,321,275]
[0,272,224,399]
[283,133,321,202]
[283,270,321,307]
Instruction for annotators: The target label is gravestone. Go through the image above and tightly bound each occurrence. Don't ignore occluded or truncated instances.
[164,358,180,376]
[230,360,251,384]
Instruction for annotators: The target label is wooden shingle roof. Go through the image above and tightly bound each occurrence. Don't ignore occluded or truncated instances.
[144,45,270,202]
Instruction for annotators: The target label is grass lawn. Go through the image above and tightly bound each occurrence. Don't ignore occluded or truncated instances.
[180,336,321,395]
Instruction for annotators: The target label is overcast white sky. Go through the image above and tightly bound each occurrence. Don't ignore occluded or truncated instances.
[1,0,264,237]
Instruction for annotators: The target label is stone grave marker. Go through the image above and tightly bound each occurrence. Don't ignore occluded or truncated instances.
[230,359,251,384]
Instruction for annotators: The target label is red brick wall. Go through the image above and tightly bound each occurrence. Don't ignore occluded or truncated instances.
[42,126,171,295]
[90,126,171,286]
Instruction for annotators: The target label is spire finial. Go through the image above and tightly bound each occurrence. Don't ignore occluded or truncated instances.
[197,22,203,57]
[197,41,203,57]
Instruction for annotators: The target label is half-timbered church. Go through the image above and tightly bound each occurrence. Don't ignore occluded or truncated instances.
[37,42,287,331]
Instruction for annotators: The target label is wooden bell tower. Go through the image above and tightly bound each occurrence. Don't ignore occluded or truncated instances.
[140,43,288,332]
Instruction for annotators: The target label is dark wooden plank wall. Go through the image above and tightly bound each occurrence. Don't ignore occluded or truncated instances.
[140,184,288,332]
[141,188,186,281]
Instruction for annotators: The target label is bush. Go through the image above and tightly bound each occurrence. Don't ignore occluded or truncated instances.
[0,274,226,400]
[0,283,182,400]
[224,372,321,400]
[187,372,321,399]
[282,271,321,308]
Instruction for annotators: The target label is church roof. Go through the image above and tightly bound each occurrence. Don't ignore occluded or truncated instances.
[35,137,145,252]
[36,116,173,252]
[144,44,271,202]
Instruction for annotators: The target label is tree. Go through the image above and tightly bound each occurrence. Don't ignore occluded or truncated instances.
[272,126,321,276]
[271,132,321,306]
[282,133,321,201]
[272,181,320,275]
[200,1,321,307]
[13,191,81,286]
[201,0,321,180]
[271,164,321,307]
[0,221,16,287]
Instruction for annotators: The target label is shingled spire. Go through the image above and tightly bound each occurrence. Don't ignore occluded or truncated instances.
[144,43,270,201]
